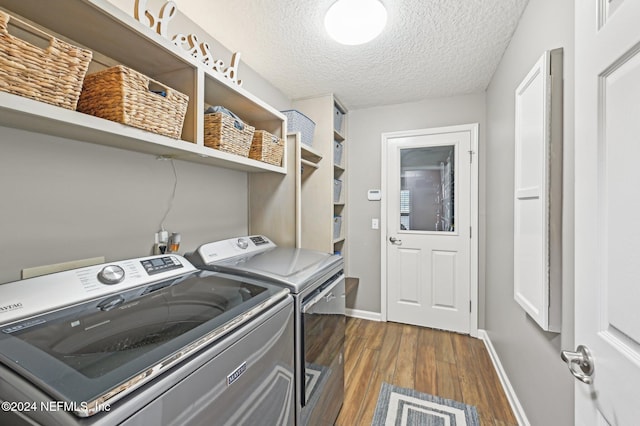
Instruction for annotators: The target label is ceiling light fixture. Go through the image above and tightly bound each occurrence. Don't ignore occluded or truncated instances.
[324,0,388,46]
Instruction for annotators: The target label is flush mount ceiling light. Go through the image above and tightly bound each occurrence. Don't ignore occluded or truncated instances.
[324,0,388,45]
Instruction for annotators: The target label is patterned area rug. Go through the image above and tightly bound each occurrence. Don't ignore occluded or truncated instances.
[372,382,480,426]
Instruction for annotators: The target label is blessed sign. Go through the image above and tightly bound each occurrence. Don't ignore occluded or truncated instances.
[134,0,243,87]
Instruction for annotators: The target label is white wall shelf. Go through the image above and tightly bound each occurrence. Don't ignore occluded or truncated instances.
[1,0,286,174]
[0,92,284,173]
[301,144,323,163]
[301,159,320,170]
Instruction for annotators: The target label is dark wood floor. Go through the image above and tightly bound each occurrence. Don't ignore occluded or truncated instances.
[336,318,518,426]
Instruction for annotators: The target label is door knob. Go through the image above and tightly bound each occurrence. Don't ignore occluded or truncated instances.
[389,236,402,245]
[561,345,595,384]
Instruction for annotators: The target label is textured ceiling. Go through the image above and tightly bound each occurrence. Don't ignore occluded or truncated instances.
[173,0,529,110]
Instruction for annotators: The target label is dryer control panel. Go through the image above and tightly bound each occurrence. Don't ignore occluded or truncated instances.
[189,235,277,264]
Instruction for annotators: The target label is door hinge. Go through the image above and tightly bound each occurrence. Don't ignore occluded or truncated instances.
[469,226,472,238]
[469,150,474,164]
[469,301,472,313]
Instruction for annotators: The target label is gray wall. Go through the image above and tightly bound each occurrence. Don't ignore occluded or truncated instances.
[345,93,486,317]
[0,128,246,283]
[0,4,291,284]
[484,0,575,424]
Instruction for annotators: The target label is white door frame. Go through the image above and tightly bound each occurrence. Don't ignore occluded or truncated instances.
[380,123,479,337]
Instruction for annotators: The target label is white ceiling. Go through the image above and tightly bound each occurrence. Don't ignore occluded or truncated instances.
[173,0,529,110]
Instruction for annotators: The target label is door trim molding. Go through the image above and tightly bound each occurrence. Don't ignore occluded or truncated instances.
[380,123,479,337]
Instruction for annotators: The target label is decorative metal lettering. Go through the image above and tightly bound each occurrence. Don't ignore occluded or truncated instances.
[134,0,243,87]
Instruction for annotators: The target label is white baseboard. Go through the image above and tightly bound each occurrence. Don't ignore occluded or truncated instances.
[478,329,530,426]
[345,308,382,322]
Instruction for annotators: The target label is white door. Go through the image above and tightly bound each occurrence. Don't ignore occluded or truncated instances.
[569,1,640,424]
[382,124,477,334]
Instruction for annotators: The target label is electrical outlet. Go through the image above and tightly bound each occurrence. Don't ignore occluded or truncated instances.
[372,218,379,229]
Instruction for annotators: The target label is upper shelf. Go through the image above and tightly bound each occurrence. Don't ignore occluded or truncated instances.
[2,0,187,78]
[0,91,285,172]
[0,0,286,173]
[1,0,284,122]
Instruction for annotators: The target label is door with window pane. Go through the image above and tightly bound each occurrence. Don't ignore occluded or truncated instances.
[386,127,472,332]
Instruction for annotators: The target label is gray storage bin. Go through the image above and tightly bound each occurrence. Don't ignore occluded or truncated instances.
[333,215,342,239]
[334,141,343,166]
[333,179,343,203]
[333,105,344,133]
[282,109,315,146]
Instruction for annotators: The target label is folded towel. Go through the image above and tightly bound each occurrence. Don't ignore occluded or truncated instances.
[204,105,245,130]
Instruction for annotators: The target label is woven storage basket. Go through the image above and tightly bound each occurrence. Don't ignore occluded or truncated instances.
[77,65,188,139]
[204,112,255,157]
[250,130,284,166]
[0,10,92,110]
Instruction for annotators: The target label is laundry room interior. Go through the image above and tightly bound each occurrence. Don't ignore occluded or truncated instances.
[0,0,594,425]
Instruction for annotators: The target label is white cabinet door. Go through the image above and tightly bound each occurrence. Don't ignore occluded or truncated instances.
[513,49,563,332]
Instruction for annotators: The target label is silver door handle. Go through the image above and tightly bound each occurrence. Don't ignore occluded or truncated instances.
[561,345,595,384]
[389,236,402,245]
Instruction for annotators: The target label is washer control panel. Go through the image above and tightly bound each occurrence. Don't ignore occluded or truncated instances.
[236,238,249,250]
[140,256,183,275]
[97,265,126,284]
[249,235,270,246]
[0,255,198,325]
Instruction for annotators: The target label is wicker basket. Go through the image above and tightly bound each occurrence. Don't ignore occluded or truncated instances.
[250,130,284,166]
[204,112,255,157]
[0,10,92,110]
[77,65,188,139]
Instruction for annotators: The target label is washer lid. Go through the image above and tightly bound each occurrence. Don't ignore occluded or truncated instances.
[0,271,288,417]
[214,248,343,292]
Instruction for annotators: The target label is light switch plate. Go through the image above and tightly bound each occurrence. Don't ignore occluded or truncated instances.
[372,218,379,229]
[367,189,382,201]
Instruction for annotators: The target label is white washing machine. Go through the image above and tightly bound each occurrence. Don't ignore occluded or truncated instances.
[0,254,295,425]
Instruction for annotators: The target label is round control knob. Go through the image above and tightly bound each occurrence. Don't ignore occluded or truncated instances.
[237,238,249,250]
[98,265,125,285]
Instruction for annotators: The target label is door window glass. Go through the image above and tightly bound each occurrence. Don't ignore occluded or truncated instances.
[400,145,455,232]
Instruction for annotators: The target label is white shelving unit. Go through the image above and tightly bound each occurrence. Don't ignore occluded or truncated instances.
[0,0,286,174]
[333,100,347,256]
[295,134,324,247]
[247,96,348,256]
[248,132,298,247]
[292,94,348,259]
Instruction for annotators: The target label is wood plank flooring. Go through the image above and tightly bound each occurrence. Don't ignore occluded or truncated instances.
[336,318,518,425]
